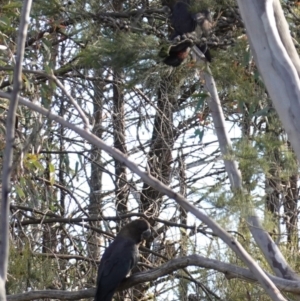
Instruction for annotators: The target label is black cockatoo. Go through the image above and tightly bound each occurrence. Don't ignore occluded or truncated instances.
[170,1,197,37]
[162,39,194,67]
[162,39,211,67]
[95,219,151,301]
[162,0,212,66]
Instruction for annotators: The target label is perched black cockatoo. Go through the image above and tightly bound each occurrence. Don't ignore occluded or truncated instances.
[162,38,211,67]
[162,0,212,66]
[170,1,197,37]
[95,219,151,301]
[162,39,194,67]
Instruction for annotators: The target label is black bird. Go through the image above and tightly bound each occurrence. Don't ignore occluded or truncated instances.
[162,39,194,67]
[95,219,151,301]
[162,0,212,66]
[171,1,197,37]
[162,38,211,67]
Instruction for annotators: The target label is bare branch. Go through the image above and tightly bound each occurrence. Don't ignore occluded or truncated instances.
[0,1,32,300]
[191,47,242,190]
[7,254,300,301]
[236,0,300,164]
[203,68,243,190]
[273,0,300,78]
[248,216,300,281]
[7,288,94,301]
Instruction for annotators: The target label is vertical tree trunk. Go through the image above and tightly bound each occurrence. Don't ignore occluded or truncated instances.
[88,71,104,283]
[265,118,281,237]
[57,93,67,289]
[141,79,175,216]
[179,152,188,301]
[112,72,128,216]
[282,167,298,248]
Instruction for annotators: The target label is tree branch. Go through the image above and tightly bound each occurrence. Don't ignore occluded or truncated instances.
[203,68,243,190]
[237,0,300,165]
[0,1,32,301]
[7,254,300,301]
[248,216,300,281]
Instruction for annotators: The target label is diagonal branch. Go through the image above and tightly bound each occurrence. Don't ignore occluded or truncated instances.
[248,216,300,281]
[203,68,243,190]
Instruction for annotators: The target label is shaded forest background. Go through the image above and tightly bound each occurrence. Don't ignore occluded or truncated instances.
[1,0,300,300]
